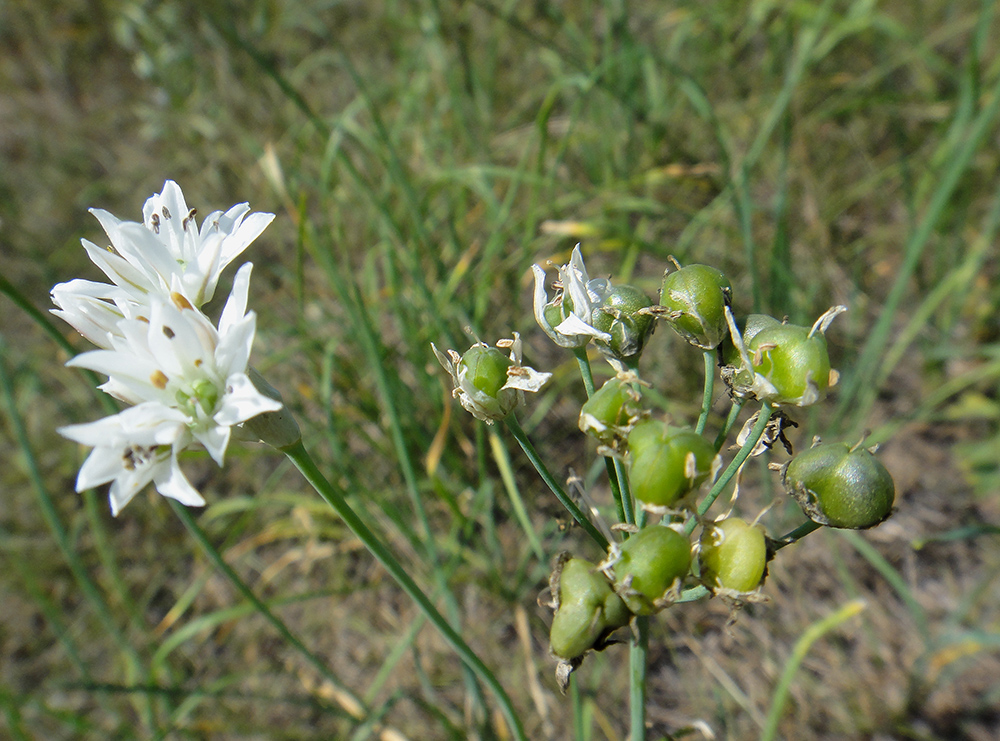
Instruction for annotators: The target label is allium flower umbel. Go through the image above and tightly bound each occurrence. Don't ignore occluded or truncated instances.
[51,180,274,336]
[432,333,552,423]
[53,182,281,515]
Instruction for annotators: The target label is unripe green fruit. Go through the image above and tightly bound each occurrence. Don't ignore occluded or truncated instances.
[742,313,782,347]
[590,283,655,362]
[549,558,630,660]
[627,421,717,507]
[660,264,732,349]
[699,517,767,593]
[579,377,636,443]
[612,526,692,615]
[782,442,895,529]
[748,323,832,406]
[458,346,512,398]
[723,313,782,367]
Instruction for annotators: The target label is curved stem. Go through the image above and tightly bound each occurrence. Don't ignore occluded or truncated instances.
[282,441,528,741]
[770,520,822,552]
[504,415,610,551]
[688,404,774,534]
[695,349,715,435]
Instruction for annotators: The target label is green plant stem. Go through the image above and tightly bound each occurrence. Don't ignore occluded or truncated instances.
[688,404,774,534]
[713,398,744,451]
[573,347,597,396]
[629,615,649,741]
[573,348,634,527]
[771,520,822,552]
[695,349,715,435]
[281,440,528,741]
[504,415,610,551]
[761,599,866,741]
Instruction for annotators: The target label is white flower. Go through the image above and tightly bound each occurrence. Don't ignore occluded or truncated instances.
[532,245,611,348]
[432,333,551,423]
[79,180,274,308]
[66,264,282,466]
[58,402,201,516]
[50,278,151,350]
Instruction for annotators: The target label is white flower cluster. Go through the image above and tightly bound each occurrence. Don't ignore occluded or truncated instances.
[53,181,282,515]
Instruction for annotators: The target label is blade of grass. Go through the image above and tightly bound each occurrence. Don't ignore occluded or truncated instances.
[760,599,866,741]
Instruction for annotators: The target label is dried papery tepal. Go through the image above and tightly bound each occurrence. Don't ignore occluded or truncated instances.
[780,437,896,529]
[432,333,552,423]
[532,245,612,349]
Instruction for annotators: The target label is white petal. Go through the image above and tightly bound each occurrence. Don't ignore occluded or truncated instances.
[152,453,206,509]
[555,313,611,341]
[214,372,283,426]
[215,312,256,378]
[218,211,274,269]
[501,366,552,393]
[219,263,253,335]
[193,424,231,466]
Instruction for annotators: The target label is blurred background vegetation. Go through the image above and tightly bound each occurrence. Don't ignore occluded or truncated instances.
[2,0,1000,738]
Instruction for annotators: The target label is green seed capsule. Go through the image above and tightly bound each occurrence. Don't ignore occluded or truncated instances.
[723,313,782,367]
[579,376,638,444]
[549,558,630,660]
[458,345,512,398]
[627,420,717,507]
[699,517,767,593]
[782,442,895,529]
[612,526,692,615]
[748,323,833,406]
[659,264,732,349]
[589,282,655,364]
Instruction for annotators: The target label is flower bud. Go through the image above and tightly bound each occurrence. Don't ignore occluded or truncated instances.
[699,517,767,594]
[781,440,895,529]
[239,366,302,449]
[659,264,732,349]
[432,334,551,424]
[578,375,641,445]
[626,419,718,508]
[589,282,655,366]
[609,525,692,615]
[549,557,630,660]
